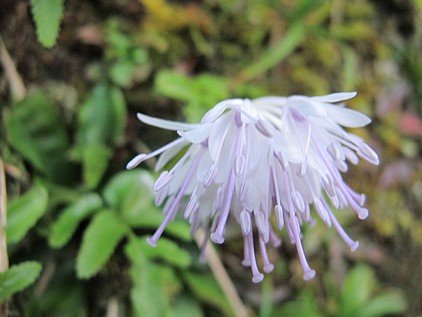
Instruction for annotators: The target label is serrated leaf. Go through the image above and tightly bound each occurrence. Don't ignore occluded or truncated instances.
[76,210,127,279]
[7,184,49,244]
[4,92,74,183]
[49,193,103,248]
[183,272,233,317]
[82,143,112,189]
[125,237,170,317]
[0,261,42,303]
[31,0,64,48]
[77,84,126,146]
[340,264,376,317]
[137,237,191,268]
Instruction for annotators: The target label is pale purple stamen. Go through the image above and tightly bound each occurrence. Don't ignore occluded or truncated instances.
[147,150,204,246]
[259,237,274,273]
[246,232,264,283]
[153,171,173,191]
[210,170,236,244]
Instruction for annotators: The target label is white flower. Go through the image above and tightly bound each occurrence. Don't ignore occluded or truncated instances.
[127,92,379,283]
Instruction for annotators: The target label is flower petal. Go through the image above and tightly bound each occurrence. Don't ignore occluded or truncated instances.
[310,92,357,103]
[137,113,199,131]
[324,104,371,127]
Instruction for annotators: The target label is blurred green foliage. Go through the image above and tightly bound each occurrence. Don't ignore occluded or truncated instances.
[0,0,421,316]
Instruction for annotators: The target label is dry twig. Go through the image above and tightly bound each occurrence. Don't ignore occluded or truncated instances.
[0,34,26,102]
[0,160,9,316]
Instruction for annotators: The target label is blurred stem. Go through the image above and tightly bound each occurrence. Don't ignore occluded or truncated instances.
[260,277,273,317]
[0,160,9,316]
[194,229,249,317]
[0,34,26,102]
[105,297,119,317]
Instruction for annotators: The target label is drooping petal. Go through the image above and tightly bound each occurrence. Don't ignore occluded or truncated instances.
[137,112,199,131]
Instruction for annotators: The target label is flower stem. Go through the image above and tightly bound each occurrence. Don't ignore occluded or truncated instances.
[0,160,9,316]
[194,228,249,317]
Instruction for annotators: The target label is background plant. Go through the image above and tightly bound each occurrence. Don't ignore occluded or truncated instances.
[0,0,420,316]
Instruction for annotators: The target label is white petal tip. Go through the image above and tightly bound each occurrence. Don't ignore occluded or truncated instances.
[351,241,359,252]
[126,154,147,169]
[303,270,316,281]
[252,273,264,283]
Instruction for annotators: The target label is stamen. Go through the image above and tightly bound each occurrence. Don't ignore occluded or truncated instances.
[242,238,251,266]
[343,147,359,165]
[184,194,199,219]
[210,170,236,244]
[269,228,282,247]
[313,197,331,227]
[357,143,379,165]
[239,181,248,202]
[240,210,252,236]
[259,237,274,273]
[246,232,264,283]
[203,164,218,187]
[255,119,274,137]
[153,171,173,191]
[255,211,269,243]
[275,205,284,229]
[147,151,204,246]
[328,210,359,252]
[291,191,305,213]
[289,216,315,281]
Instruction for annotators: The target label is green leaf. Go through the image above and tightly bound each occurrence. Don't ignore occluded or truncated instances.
[109,61,134,87]
[136,237,191,268]
[7,184,49,244]
[82,143,112,189]
[155,70,194,102]
[237,22,306,83]
[185,74,230,122]
[49,193,103,248]
[183,272,233,317]
[76,210,127,279]
[4,91,74,183]
[169,296,204,317]
[77,84,126,146]
[270,289,324,317]
[129,211,192,242]
[342,45,359,91]
[0,261,42,303]
[125,237,170,317]
[155,71,230,122]
[354,291,406,317]
[30,0,64,48]
[103,170,154,215]
[340,264,376,317]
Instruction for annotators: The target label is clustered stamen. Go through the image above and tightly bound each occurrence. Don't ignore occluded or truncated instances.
[127,92,379,283]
